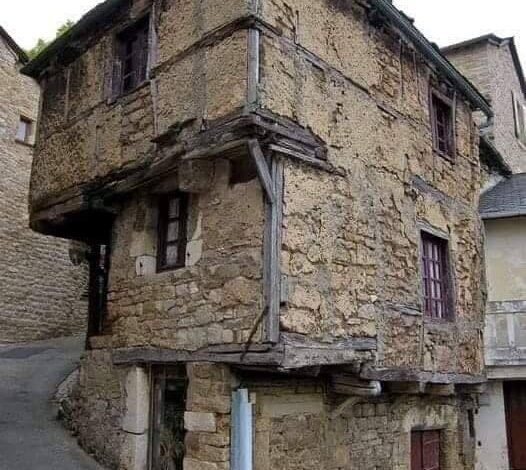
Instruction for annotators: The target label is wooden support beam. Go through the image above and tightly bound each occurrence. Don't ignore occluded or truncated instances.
[248,139,276,204]
[331,374,382,397]
[386,381,425,395]
[425,383,455,396]
[456,383,487,395]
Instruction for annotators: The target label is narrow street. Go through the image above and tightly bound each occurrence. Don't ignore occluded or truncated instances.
[0,336,104,470]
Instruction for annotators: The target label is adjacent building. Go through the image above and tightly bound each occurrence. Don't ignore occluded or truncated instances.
[23,1,495,469]
[0,26,88,344]
[445,34,526,470]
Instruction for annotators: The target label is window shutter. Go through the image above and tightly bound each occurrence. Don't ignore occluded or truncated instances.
[111,53,123,100]
[513,92,523,140]
[520,103,526,144]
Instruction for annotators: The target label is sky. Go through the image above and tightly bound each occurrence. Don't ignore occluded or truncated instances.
[1,0,525,65]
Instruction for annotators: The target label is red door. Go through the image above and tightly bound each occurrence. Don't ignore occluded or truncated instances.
[411,430,440,470]
[504,382,526,469]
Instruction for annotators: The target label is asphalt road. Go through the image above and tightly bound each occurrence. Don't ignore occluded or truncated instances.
[0,336,104,470]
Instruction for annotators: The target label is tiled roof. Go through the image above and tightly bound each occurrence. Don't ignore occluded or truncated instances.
[480,173,526,219]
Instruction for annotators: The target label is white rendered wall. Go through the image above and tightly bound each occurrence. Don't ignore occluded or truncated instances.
[475,381,509,470]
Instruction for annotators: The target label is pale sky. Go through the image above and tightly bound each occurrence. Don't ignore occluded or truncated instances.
[1,0,525,66]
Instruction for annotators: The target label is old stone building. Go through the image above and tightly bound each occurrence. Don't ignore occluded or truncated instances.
[0,26,88,344]
[23,1,494,469]
[445,35,526,470]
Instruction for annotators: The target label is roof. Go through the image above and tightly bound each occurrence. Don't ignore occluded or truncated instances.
[0,26,29,64]
[21,0,492,117]
[442,34,526,99]
[480,173,526,219]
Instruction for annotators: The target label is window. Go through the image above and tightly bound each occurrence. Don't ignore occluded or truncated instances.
[16,116,33,144]
[411,430,440,470]
[157,193,189,272]
[513,92,526,146]
[430,92,455,158]
[421,232,452,320]
[150,367,187,470]
[115,16,149,95]
[88,243,111,337]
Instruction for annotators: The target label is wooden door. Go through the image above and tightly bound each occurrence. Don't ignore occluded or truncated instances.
[411,430,440,470]
[504,381,526,469]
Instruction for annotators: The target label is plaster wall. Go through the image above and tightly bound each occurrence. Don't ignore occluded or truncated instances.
[485,217,526,302]
[474,381,509,470]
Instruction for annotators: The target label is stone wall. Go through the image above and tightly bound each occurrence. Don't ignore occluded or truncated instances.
[30,0,251,210]
[0,31,88,344]
[251,376,476,470]
[260,0,485,375]
[106,159,265,349]
[446,39,526,172]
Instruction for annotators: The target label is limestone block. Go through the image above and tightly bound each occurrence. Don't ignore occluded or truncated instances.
[184,459,218,470]
[184,412,217,432]
[120,431,149,470]
[122,367,150,435]
[135,255,157,276]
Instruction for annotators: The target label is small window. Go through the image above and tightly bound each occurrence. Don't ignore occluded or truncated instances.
[411,430,440,470]
[149,367,187,470]
[16,117,33,144]
[157,193,189,272]
[421,232,452,320]
[512,92,526,145]
[115,16,149,95]
[430,92,455,158]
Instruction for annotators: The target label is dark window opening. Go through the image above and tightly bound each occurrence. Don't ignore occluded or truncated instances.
[150,366,187,470]
[421,232,452,320]
[431,92,454,158]
[411,430,441,470]
[157,193,189,272]
[88,243,111,338]
[16,116,33,144]
[116,16,149,95]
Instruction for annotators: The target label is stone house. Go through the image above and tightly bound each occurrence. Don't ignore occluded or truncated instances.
[445,35,526,470]
[23,1,494,469]
[0,26,88,344]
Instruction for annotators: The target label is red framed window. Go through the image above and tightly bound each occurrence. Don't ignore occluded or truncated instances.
[157,193,189,272]
[421,232,451,319]
[431,92,455,158]
[411,430,441,470]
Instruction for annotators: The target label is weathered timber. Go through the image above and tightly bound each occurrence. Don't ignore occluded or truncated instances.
[331,374,382,397]
[361,366,486,385]
[112,334,376,370]
[248,139,276,203]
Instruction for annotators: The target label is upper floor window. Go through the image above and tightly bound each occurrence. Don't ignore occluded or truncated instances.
[430,91,455,159]
[512,92,526,146]
[16,116,33,144]
[115,16,149,95]
[421,232,452,320]
[157,193,189,272]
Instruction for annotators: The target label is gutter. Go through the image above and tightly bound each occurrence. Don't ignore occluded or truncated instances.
[370,0,493,118]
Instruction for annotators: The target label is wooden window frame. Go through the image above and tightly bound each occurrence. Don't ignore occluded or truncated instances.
[430,89,456,161]
[15,116,33,145]
[149,366,187,470]
[113,15,150,98]
[420,230,454,321]
[512,91,526,146]
[156,192,189,272]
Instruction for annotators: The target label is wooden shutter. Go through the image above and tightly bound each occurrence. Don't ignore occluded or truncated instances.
[111,49,123,100]
[412,430,440,470]
[504,382,526,469]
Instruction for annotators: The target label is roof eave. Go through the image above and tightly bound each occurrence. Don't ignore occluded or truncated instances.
[370,0,493,117]
[0,26,29,64]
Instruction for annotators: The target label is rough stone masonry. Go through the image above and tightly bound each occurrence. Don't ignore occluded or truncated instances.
[0,27,88,344]
[23,0,494,469]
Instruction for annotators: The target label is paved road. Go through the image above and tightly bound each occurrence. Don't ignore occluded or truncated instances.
[0,336,104,470]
